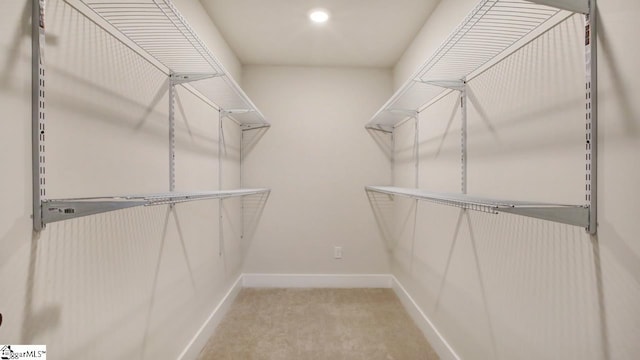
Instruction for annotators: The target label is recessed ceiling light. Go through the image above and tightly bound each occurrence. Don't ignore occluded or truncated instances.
[309,9,330,24]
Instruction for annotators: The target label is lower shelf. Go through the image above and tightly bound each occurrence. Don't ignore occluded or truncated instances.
[365,186,589,228]
[42,188,270,225]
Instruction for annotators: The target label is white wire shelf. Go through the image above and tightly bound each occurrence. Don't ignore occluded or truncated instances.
[42,188,271,224]
[82,0,269,128]
[366,0,590,132]
[365,186,589,227]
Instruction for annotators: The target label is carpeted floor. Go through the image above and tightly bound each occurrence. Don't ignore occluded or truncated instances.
[198,288,439,360]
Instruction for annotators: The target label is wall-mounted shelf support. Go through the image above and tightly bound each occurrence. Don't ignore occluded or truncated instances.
[218,110,224,255]
[366,186,589,228]
[584,0,597,234]
[460,81,468,195]
[219,109,271,131]
[169,75,177,193]
[240,123,272,131]
[413,115,420,187]
[42,189,271,225]
[365,110,418,133]
[221,109,255,116]
[32,0,46,232]
[170,73,222,85]
[366,125,393,133]
[388,109,419,117]
[418,80,466,91]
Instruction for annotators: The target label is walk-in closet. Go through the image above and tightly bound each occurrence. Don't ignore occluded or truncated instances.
[1,0,638,359]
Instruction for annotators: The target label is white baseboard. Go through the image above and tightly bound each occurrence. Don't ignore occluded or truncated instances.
[391,276,460,360]
[242,273,393,288]
[177,275,244,360]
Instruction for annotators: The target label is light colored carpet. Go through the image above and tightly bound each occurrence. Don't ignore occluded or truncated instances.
[198,288,439,360]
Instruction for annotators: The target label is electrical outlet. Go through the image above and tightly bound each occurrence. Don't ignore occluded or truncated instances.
[334,246,342,259]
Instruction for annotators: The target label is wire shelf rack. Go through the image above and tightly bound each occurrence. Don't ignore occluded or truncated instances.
[364,0,596,232]
[83,0,268,127]
[365,186,589,227]
[366,0,575,131]
[43,188,271,224]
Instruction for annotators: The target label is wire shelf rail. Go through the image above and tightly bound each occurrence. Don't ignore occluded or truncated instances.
[83,0,269,127]
[365,0,590,131]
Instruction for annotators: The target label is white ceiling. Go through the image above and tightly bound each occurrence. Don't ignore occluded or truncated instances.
[200,0,440,68]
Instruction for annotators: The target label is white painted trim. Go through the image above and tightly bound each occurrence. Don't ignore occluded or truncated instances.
[177,275,244,360]
[242,273,393,288]
[391,276,460,360]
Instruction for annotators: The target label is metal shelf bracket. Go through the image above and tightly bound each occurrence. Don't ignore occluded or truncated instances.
[40,189,271,225]
[365,124,394,133]
[220,109,256,117]
[388,109,419,116]
[366,186,590,228]
[170,73,222,85]
[240,123,271,131]
[43,199,148,224]
[417,79,466,91]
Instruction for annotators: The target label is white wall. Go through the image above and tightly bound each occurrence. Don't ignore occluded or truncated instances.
[0,0,250,358]
[241,65,392,274]
[388,0,640,359]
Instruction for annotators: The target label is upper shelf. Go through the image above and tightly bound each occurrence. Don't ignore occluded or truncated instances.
[43,188,271,225]
[366,0,589,132]
[82,0,269,128]
[366,186,589,228]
